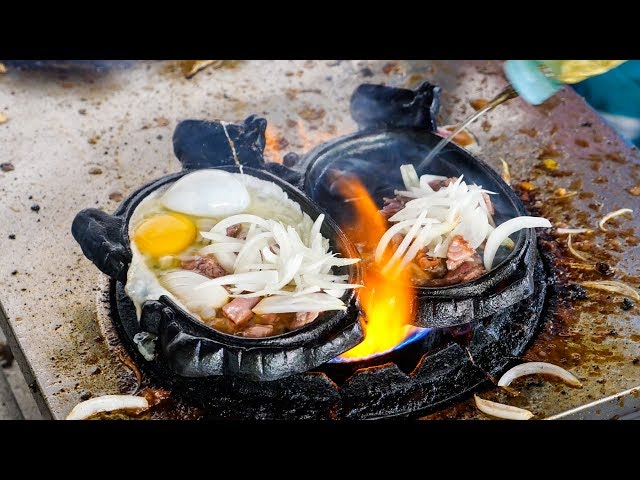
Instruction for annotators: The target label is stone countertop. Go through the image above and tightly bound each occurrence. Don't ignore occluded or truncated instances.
[0,60,638,419]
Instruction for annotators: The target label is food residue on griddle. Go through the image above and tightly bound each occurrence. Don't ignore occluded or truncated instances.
[298,105,326,122]
[470,98,489,111]
[181,60,224,79]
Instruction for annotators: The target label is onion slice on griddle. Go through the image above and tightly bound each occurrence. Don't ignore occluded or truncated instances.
[598,208,633,232]
[66,395,149,420]
[483,216,551,270]
[555,227,592,235]
[580,280,640,301]
[566,234,596,263]
[473,395,533,420]
[498,362,582,388]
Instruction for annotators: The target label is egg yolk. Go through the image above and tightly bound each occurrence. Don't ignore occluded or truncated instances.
[133,213,196,257]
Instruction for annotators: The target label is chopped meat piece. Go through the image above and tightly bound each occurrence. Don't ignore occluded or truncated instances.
[222,297,261,326]
[482,192,495,216]
[428,177,457,191]
[424,261,486,287]
[240,324,275,338]
[226,224,241,238]
[380,196,408,219]
[390,233,404,249]
[416,252,447,277]
[257,313,281,325]
[289,311,319,330]
[446,235,476,271]
[181,256,227,279]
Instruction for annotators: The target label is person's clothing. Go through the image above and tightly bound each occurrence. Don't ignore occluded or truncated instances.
[572,60,640,147]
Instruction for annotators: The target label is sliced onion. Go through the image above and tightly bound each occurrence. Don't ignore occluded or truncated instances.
[293,286,322,296]
[162,270,229,309]
[567,234,595,263]
[384,210,429,268]
[301,273,363,291]
[400,164,420,189]
[66,395,149,420]
[199,243,243,255]
[580,280,640,301]
[449,205,488,249]
[473,395,533,420]
[309,213,325,245]
[194,270,278,290]
[556,227,592,235]
[395,221,457,272]
[419,173,448,185]
[252,292,346,314]
[484,216,551,270]
[598,208,633,232]
[500,157,511,183]
[567,262,599,271]
[393,189,422,199]
[213,251,237,272]
[263,253,304,292]
[233,232,274,271]
[200,231,245,244]
[498,362,582,388]
[375,218,436,264]
[261,245,279,264]
[211,214,271,233]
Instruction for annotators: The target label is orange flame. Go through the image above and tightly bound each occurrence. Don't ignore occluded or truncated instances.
[336,178,414,360]
[264,125,286,164]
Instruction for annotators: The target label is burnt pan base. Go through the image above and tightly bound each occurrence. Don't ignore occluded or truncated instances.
[109,250,547,419]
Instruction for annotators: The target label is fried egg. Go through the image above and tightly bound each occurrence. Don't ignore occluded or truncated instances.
[161,169,250,217]
[125,171,313,321]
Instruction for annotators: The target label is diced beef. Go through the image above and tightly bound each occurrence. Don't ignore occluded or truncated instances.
[226,224,241,238]
[423,261,486,287]
[240,324,275,338]
[380,196,408,220]
[415,252,447,277]
[428,177,457,191]
[181,256,227,279]
[482,192,495,216]
[221,297,261,326]
[446,235,476,271]
[289,311,319,330]
[257,313,281,325]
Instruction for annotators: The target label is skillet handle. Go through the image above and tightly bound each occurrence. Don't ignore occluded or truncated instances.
[173,115,267,170]
[350,81,441,132]
[71,208,131,282]
[172,114,304,188]
[141,300,226,376]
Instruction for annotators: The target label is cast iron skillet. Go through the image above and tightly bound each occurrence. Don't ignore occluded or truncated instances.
[295,83,539,328]
[71,116,363,382]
